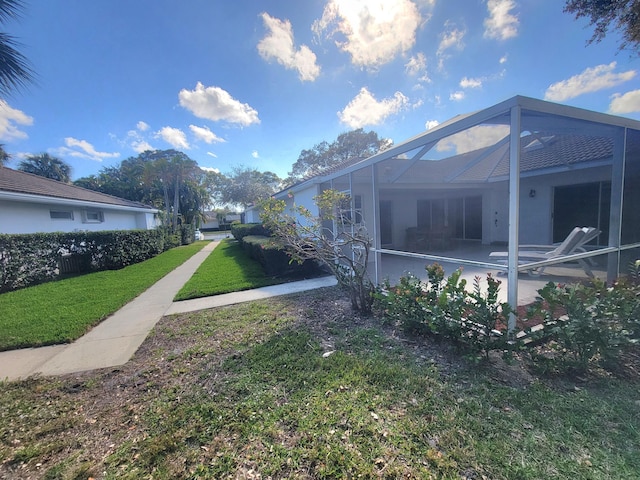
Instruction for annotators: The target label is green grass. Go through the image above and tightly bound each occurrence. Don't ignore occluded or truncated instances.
[0,242,207,351]
[1,289,638,479]
[173,238,282,301]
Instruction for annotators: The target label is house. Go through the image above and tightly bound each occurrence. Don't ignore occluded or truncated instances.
[0,167,160,234]
[247,95,640,325]
[200,211,242,230]
[200,211,221,230]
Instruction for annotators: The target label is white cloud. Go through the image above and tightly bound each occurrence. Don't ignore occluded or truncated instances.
[55,137,120,162]
[251,150,259,159]
[405,53,426,76]
[156,126,190,149]
[200,166,220,173]
[207,152,218,158]
[609,89,640,114]
[131,140,153,153]
[179,82,260,126]
[258,12,320,82]
[189,125,225,144]
[460,77,482,89]
[125,124,154,153]
[544,62,637,102]
[484,0,519,40]
[437,22,465,69]
[425,120,440,130]
[0,100,33,141]
[450,91,465,101]
[338,87,409,128]
[436,125,510,154]
[499,54,508,64]
[313,0,422,69]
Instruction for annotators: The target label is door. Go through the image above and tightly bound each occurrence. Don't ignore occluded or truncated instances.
[553,182,610,245]
[379,200,393,246]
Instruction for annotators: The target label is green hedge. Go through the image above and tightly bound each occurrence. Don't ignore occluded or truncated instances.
[241,235,318,277]
[231,223,270,242]
[0,228,172,293]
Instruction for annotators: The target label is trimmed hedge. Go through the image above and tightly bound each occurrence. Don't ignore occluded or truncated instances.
[241,234,318,277]
[0,227,183,293]
[231,223,270,242]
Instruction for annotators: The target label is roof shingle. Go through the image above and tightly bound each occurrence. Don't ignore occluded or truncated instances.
[0,168,155,210]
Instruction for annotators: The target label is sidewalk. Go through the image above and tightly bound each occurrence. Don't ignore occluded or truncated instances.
[0,242,336,382]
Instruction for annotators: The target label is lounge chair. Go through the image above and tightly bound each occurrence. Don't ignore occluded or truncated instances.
[489,227,600,277]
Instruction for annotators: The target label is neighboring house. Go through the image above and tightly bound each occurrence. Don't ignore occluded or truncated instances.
[200,211,241,230]
[200,211,221,230]
[0,167,160,234]
[247,95,640,313]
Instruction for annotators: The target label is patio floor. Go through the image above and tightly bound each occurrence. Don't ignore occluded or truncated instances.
[372,241,605,306]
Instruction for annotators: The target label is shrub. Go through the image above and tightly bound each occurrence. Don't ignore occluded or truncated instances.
[463,274,513,360]
[376,273,427,334]
[180,224,195,245]
[528,279,640,371]
[241,235,318,277]
[375,264,512,360]
[0,229,167,293]
[230,223,270,242]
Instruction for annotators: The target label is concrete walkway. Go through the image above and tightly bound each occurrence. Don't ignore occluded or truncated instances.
[0,242,337,382]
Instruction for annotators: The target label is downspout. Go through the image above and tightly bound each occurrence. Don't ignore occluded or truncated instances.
[507,105,521,333]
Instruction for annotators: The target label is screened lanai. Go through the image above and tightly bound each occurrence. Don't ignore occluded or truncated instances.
[312,96,640,330]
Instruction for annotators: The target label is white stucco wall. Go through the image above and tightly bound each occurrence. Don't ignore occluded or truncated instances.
[243,208,260,223]
[288,184,320,227]
[0,199,158,234]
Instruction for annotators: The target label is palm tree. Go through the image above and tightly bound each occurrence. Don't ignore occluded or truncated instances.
[18,153,72,182]
[0,0,34,97]
[140,149,202,230]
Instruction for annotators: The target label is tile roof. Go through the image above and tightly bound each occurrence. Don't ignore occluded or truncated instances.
[0,167,156,210]
[392,133,614,184]
[278,156,368,193]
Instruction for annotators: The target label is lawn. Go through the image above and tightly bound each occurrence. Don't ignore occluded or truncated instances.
[0,241,207,351]
[1,287,638,479]
[173,238,284,301]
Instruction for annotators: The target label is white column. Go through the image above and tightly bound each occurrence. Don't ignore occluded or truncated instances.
[507,106,521,333]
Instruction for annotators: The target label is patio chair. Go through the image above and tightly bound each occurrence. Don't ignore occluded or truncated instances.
[489,227,600,277]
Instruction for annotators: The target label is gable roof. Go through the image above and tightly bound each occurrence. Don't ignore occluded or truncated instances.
[0,167,157,211]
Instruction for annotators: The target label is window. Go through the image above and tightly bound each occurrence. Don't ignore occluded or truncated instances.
[82,210,104,223]
[50,210,74,220]
[337,193,363,227]
[353,194,363,225]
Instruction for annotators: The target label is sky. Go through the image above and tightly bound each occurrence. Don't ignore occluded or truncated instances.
[1,0,640,181]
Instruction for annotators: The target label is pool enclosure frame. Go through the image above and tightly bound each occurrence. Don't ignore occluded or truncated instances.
[263,96,640,331]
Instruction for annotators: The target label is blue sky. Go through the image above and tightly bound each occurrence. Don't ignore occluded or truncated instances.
[1,0,639,181]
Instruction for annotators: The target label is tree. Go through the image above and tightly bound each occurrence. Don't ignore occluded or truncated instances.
[75,149,217,229]
[138,150,202,229]
[260,189,375,313]
[287,129,392,184]
[18,153,71,182]
[564,0,640,51]
[0,0,34,97]
[0,144,9,166]
[219,166,281,208]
